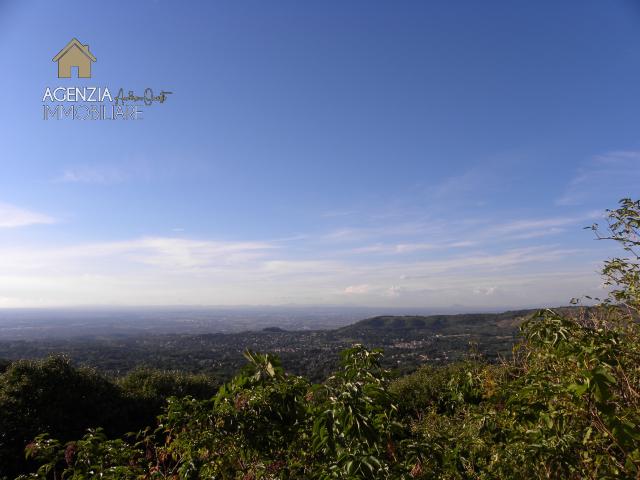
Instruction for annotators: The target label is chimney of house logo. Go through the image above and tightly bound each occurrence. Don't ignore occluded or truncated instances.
[52,38,96,78]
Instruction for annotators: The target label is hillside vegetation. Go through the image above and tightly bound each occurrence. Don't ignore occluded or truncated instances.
[339,310,532,332]
[0,199,638,479]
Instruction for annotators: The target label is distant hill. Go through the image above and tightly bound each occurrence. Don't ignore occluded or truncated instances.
[338,309,538,336]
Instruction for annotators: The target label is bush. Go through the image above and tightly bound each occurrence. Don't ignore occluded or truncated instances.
[0,359,219,479]
[390,361,489,417]
[118,367,218,414]
[0,356,136,478]
[0,359,10,374]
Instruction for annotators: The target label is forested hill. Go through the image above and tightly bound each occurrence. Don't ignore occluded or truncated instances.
[338,309,537,334]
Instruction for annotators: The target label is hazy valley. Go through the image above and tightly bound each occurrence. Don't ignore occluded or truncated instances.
[0,308,540,382]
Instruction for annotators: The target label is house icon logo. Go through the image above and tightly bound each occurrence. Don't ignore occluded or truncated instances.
[52,38,96,78]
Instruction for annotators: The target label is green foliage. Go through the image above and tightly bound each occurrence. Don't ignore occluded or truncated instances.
[21,430,143,479]
[156,350,311,478]
[0,359,10,374]
[117,367,218,417]
[310,345,403,478]
[390,361,488,416]
[494,307,640,479]
[148,346,415,478]
[591,197,640,311]
[119,367,217,400]
[0,356,138,478]
[0,358,218,479]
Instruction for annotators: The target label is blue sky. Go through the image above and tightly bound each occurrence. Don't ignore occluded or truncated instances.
[0,0,638,308]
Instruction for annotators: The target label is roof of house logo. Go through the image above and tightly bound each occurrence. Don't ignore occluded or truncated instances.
[52,38,96,78]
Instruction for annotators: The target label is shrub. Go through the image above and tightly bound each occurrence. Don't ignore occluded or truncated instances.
[0,356,135,478]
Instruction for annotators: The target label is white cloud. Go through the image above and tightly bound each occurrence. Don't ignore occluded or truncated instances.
[0,202,55,228]
[55,165,128,184]
[344,284,370,294]
[128,237,273,269]
[0,235,605,307]
[1,237,275,272]
[473,286,496,296]
[0,196,614,308]
[385,285,402,297]
[351,240,475,255]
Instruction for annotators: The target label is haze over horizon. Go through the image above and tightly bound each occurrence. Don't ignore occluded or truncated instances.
[0,1,638,309]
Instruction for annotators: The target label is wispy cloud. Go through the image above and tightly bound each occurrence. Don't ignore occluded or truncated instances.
[344,284,370,294]
[397,246,583,279]
[322,221,434,243]
[428,167,493,199]
[0,202,55,228]
[2,237,275,271]
[55,165,128,184]
[321,209,357,218]
[557,151,640,206]
[0,179,612,307]
[320,210,594,257]
[0,232,605,307]
[484,214,600,240]
[473,286,496,296]
[350,241,475,255]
